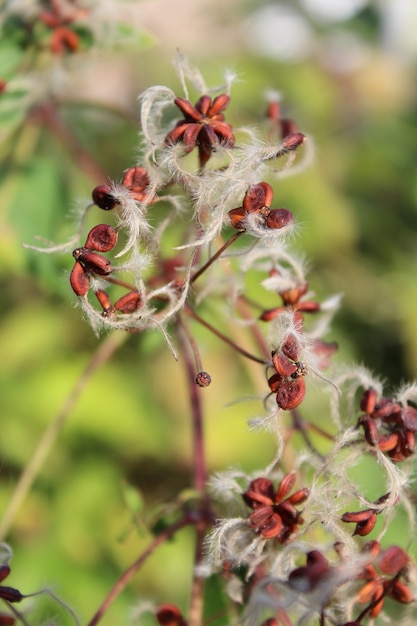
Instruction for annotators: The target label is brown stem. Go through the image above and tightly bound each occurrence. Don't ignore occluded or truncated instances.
[185,305,268,366]
[290,409,326,461]
[191,231,243,284]
[86,516,191,626]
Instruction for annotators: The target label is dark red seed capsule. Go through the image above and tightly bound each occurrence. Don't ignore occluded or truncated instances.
[92,185,118,211]
[70,261,90,296]
[113,290,142,313]
[73,249,112,276]
[84,224,118,252]
[276,377,306,410]
[195,371,212,387]
[265,208,293,230]
[0,586,23,603]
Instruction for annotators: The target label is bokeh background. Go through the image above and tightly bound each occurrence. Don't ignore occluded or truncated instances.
[1,0,417,623]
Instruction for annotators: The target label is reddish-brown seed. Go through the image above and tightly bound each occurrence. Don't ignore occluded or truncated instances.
[275,473,296,501]
[227,207,246,230]
[280,281,309,305]
[70,261,90,296]
[50,26,79,54]
[282,132,306,151]
[276,377,306,411]
[360,388,378,414]
[0,586,23,603]
[207,93,230,117]
[377,545,408,575]
[73,249,112,275]
[401,406,417,432]
[341,510,374,524]
[272,351,297,377]
[195,371,211,387]
[353,512,377,536]
[265,208,293,230]
[95,289,112,312]
[174,97,202,121]
[389,580,413,604]
[281,334,300,361]
[84,224,118,252]
[122,166,150,191]
[377,432,400,452]
[156,604,186,626]
[259,306,286,322]
[113,290,142,313]
[0,614,15,625]
[92,185,118,211]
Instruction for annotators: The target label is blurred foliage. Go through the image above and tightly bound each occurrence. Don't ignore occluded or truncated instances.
[1,1,417,624]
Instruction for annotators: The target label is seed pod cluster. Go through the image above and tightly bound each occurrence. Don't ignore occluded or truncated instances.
[227,182,293,232]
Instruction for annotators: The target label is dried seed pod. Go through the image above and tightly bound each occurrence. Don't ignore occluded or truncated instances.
[297,301,320,313]
[207,93,230,117]
[227,207,246,230]
[0,613,15,625]
[92,185,118,211]
[0,586,23,603]
[74,249,112,276]
[156,604,186,626]
[113,290,142,313]
[276,377,306,411]
[353,512,377,536]
[259,306,286,322]
[95,289,112,313]
[281,334,300,361]
[377,432,399,452]
[389,580,413,604]
[243,182,273,213]
[272,351,297,377]
[70,261,90,296]
[401,406,417,432]
[265,208,293,230]
[282,132,306,151]
[377,545,408,575]
[341,510,374,524]
[275,472,296,501]
[360,388,378,414]
[280,281,309,305]
[84,224,118,252]
[268,372,283,393]
[195,371,211,387]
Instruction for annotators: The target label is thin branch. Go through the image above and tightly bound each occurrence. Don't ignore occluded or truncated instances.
[190,231,243,284]
[86,516,191,626]
[185,305,268,366]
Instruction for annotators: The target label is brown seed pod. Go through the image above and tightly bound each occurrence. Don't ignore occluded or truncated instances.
[272,351,297,377]
[265,208,293,230]
[73,249,112,276]
[360,388,378,414]
[377,545,408,575]
[113,290,142,313]
[353,512,377,536]
[281,333,300,361]
[84,224,118,252]
[195,371,211,387]
[92,185,119,211]
[156,604,186,626]
[227,207,246,230]
[70,261,90,296]
[282,132,306,151]
[276,377,306,411]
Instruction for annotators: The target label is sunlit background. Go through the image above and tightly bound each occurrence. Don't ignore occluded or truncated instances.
[1,0,417,623]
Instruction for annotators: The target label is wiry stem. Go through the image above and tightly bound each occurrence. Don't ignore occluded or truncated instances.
[191,231,243,284]
[185,305,268,366]
[86,516,191,626]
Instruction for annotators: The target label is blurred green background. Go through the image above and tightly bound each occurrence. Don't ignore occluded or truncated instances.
[1,0,417,623]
